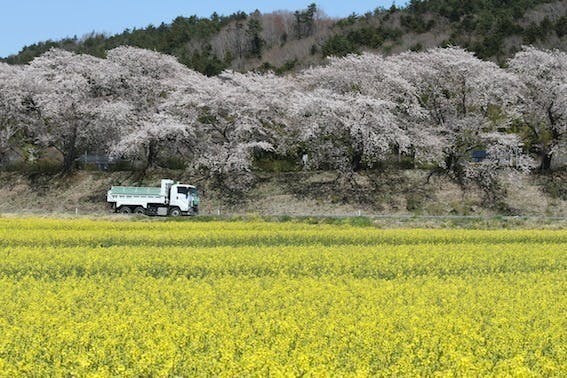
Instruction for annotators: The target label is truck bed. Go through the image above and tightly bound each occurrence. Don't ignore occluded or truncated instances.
[108,186,161,196]
[107,186,168,208]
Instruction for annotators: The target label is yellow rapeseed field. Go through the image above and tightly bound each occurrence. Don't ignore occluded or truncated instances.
[0,218,565,376]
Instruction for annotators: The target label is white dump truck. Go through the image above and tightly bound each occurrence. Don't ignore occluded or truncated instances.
[107,179,199,216]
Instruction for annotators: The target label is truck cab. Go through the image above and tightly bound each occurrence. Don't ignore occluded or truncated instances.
[170,184,200,215]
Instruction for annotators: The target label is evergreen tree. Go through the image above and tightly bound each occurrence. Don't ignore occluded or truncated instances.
[247,12,265,59]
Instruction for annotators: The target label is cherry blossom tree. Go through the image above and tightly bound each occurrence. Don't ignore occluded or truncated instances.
[288,89,408,176]
[299,53,418,106]
[106,47,207,169]
[24,49,131,172]
[464,132,535,206]
[188,71,292,190]
[0,63,29,165]
[508,46,567,171]
[297,53,430,166]
[390,47,529,185]
[110,113,195,169]
[105,47,282,175]
[106,46,198,108]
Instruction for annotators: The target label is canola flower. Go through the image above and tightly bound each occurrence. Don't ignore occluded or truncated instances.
[0,218,565,376]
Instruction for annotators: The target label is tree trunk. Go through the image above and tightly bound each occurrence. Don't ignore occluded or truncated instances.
[351,149,363,172]
[541,103,559,172]
[540,152,553,172]
[62,152,76,173]
[145,141,158,171]
[61,126,78,173]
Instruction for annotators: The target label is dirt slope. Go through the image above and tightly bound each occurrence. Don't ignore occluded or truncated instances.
[0,169,565,218]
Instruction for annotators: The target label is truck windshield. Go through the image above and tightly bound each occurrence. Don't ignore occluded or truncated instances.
[178,186,198,199]
[189,188,199,205]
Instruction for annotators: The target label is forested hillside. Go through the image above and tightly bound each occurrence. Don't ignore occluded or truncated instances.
[3,0,567,74]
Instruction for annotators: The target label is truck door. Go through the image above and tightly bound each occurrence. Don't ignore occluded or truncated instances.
[171,186,190,212]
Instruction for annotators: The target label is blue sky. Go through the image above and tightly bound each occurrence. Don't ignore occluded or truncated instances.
[0,1,402,58]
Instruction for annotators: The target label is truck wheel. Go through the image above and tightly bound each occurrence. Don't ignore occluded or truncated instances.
[169,207,181,217]
[119,206,132,214]
[134,206,145,215]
